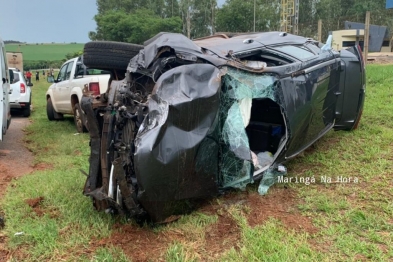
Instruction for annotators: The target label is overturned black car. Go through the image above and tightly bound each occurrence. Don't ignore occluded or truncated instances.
[81,32,365,222]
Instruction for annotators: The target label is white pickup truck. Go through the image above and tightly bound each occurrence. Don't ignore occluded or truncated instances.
[46,56,111,132]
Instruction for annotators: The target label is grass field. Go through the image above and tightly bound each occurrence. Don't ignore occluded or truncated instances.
[5,43,84,61]
[1,64,393,261]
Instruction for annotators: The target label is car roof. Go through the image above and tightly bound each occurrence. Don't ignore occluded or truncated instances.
[10,69,24,75]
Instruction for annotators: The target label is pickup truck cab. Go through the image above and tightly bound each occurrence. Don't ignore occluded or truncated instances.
[46,56,111,132]
[0,37,12,141]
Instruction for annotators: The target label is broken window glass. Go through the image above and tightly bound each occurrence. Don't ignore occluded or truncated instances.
[219,67,278,189]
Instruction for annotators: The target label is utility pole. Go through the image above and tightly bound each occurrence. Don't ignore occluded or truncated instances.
[253,0,256,32]
[211,0,215,35]
[364,11,370,63]
[187,6,191,38]
[318,19,322,42]
[293,0,299,35]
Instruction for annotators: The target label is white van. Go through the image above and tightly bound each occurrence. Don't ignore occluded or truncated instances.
[0,37,12,141]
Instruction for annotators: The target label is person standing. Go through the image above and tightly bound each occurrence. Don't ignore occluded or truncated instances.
[35,71,39,81]
[26,71,32,84]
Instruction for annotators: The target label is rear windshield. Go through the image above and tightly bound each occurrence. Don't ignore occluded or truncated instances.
[13,72,20,82]
[86,68,111,75]
[272,45,315,60]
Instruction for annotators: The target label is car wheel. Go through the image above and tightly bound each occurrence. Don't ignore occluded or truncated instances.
[22,106,31,117]
[73,103,88,133]
[47,97,63,121]
[47,98,55,121]
[83,41,143,71]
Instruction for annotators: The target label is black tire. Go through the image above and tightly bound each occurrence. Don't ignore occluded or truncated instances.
[83,41,143,71]
[47,97,55,121]
[47,97,63,121]
[74,103,88,133]
[22,106,31,117]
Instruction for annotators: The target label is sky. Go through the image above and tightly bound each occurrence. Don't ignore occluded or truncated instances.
[0,0,226,44]
[0,0,99,43]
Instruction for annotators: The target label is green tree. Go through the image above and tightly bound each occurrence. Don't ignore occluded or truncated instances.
[216,0,280,33]
[96,0,179,18]
[165,0,181,17]
[179,0,217,39]
[64,50,83,61]
[89,9,182,44]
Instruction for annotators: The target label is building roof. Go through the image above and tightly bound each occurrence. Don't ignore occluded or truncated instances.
[344,21,389,52]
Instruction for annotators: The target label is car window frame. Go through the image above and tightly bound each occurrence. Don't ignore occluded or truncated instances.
[267,44,318,62]
[65,61,74,80]
[57,63,69,82]
[12,71,20,83]
[57,61,75,82]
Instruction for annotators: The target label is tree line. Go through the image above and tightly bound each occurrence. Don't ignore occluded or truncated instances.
[89,0,393,44]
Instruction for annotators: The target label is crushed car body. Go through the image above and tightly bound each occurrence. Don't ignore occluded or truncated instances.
[81,32,366,222]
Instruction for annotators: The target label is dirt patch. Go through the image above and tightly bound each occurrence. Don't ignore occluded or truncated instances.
[0,232,8,257]
[25,197,46,217]
[204,211,240,258]
[95,209,241,262]
[0,172,13,189]
[25,197,44,208]
[92,186,317,261]
[367,56,393,65]
[245,188,318,234]
[0,117,34,198]
[33,163,53,171]
[97,224,170,262]
[0,116,35,262]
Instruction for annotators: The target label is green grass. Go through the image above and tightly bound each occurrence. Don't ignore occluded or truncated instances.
[1,64,393,261]
[1,79,123,261]
[222,216,321,261]
[282,64,393,261]
[5,43,84,61]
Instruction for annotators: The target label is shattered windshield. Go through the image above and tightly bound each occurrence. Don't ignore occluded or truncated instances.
[219,67,278,189]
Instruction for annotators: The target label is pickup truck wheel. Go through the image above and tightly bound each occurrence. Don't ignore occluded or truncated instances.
[47,97,63,121]
[83,41,143,71]
[74,103,88,133]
